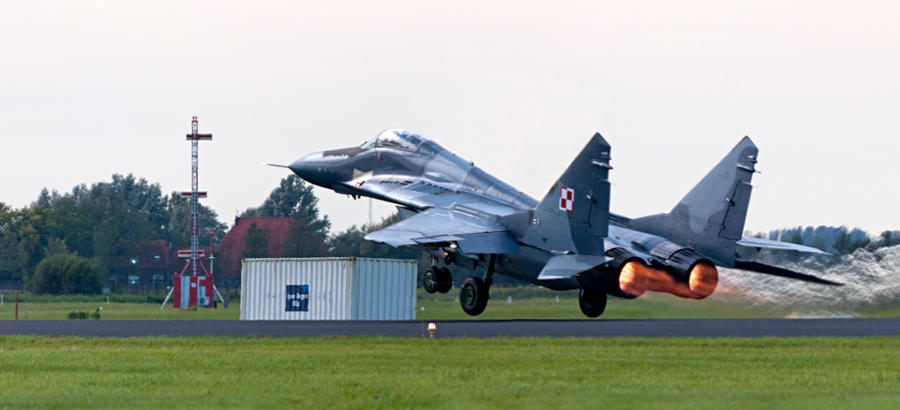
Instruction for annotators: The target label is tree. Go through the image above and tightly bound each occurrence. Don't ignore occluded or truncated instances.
[44,197,93,257]
[243,223,269,258]
[327,225,367,257]
[0,203,26,284]
[328,214,421,260]
[282,217,329,257]
[27,253,101,295]
[880,231,900,247]
[166,192,228,249]
[242,175,331,236]
[0,202,13,230]
[0,231,26,284]
[833,231,852,254]
[43,237,69,258]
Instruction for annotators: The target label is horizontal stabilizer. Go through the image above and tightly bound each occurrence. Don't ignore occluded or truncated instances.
[733,260,842,286]
[537,254,610,280]
[737,237,828,255]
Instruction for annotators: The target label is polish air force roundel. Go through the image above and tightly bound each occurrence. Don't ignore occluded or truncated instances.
[559,186,574,213]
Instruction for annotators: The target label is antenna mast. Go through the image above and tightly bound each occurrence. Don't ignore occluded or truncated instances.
[183,116,212,277]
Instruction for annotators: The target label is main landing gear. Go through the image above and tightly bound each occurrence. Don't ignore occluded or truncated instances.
[423,266,452,294]
[460,255,495,316]
[578,288,607,318]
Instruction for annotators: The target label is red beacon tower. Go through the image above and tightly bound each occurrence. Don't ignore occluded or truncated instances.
[162,116,225,309]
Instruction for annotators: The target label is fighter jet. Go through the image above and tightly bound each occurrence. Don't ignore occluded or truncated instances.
[277,129,839,317]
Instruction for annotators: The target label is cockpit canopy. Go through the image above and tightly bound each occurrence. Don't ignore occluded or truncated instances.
[360,129,426,151]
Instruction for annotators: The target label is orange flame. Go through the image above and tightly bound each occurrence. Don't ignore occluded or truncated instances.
[618,261,718,300]
[688,263,718,298]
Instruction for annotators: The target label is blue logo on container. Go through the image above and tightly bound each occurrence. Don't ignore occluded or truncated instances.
[286,285,309,312]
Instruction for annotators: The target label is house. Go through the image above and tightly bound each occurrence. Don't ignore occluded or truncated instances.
[214,217,330,285]
[111,240,214,290]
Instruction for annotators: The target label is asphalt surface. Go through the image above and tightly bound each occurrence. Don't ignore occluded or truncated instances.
[1,318,899,338]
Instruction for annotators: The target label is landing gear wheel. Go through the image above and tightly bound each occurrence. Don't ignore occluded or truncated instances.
[436,268,453,293]
[578,289,607,318]
[459,277,489,316]
[423,268,438,294]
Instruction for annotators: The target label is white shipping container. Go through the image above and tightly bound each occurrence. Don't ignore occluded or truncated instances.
[240,257,418,321]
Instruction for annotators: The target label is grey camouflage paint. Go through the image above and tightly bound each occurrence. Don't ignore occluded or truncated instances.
[284,129,835,292]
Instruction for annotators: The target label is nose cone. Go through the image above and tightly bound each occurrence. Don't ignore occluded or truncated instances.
[289,151,325,182]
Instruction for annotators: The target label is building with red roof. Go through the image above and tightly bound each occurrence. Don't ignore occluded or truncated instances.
[214,217,330,284]
[110,240,210,290]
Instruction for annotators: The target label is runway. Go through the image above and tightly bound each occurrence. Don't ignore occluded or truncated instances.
[1,318,899,338]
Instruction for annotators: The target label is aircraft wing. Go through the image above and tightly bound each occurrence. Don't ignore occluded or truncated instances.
[736,236,828,255]
[339,173,527,217]
[364,206,520,254]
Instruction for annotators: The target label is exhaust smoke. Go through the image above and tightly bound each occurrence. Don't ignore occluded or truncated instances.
[717,245,900,311]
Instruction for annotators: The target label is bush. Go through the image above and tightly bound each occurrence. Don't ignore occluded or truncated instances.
[67,308,101,320]
[27,254,101,295]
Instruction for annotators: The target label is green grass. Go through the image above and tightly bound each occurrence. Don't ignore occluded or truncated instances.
[0,296,767,321]
[418,288,795,320]
[0,286,896,320]
[0,302,239,320]
[0,336,898,408]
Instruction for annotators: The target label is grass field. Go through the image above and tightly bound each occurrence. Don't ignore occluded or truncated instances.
[0,296,776,321]
[1,286,898,320]
[0,301,239,320]
[0,294,900,320]
[0,336,898,408]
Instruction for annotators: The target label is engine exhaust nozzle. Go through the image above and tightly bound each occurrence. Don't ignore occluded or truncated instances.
[688,263,718,299]
[618,261,718,300]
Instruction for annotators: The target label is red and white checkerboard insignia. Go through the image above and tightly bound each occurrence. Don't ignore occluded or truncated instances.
[559,186,574,213]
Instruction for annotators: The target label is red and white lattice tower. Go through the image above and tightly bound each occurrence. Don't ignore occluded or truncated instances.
[161,116,225,310]
[182,115,212,277]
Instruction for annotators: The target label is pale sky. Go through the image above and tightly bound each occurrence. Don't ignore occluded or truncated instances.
[1,1,897,235]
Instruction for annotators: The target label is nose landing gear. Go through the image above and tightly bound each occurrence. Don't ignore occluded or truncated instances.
[423,266,453,294]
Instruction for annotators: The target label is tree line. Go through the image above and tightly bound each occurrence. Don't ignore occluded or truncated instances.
[742,225,899,263]
[0,173,424,294]
[0,174,227,293]
[3,172,896,295]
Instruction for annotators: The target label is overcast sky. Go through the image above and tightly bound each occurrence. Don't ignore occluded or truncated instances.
[1,1,897,235]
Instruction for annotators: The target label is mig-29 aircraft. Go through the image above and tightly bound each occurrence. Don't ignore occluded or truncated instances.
[273,129,839,317]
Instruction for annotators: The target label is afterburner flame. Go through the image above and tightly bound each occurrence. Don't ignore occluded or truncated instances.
[619,261,718,300]
[688,263,718,298]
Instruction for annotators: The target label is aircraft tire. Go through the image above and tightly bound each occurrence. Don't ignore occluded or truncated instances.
[423,268,438,294]
[436,268,453,293]
[459,277,489,316]
[578,289,607,318]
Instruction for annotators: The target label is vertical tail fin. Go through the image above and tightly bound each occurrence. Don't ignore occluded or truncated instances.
[630,137,759,265]
[674,136,758,239]
[519,133,612,255]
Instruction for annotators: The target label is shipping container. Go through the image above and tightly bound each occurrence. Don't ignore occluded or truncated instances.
[240,257,418,320]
